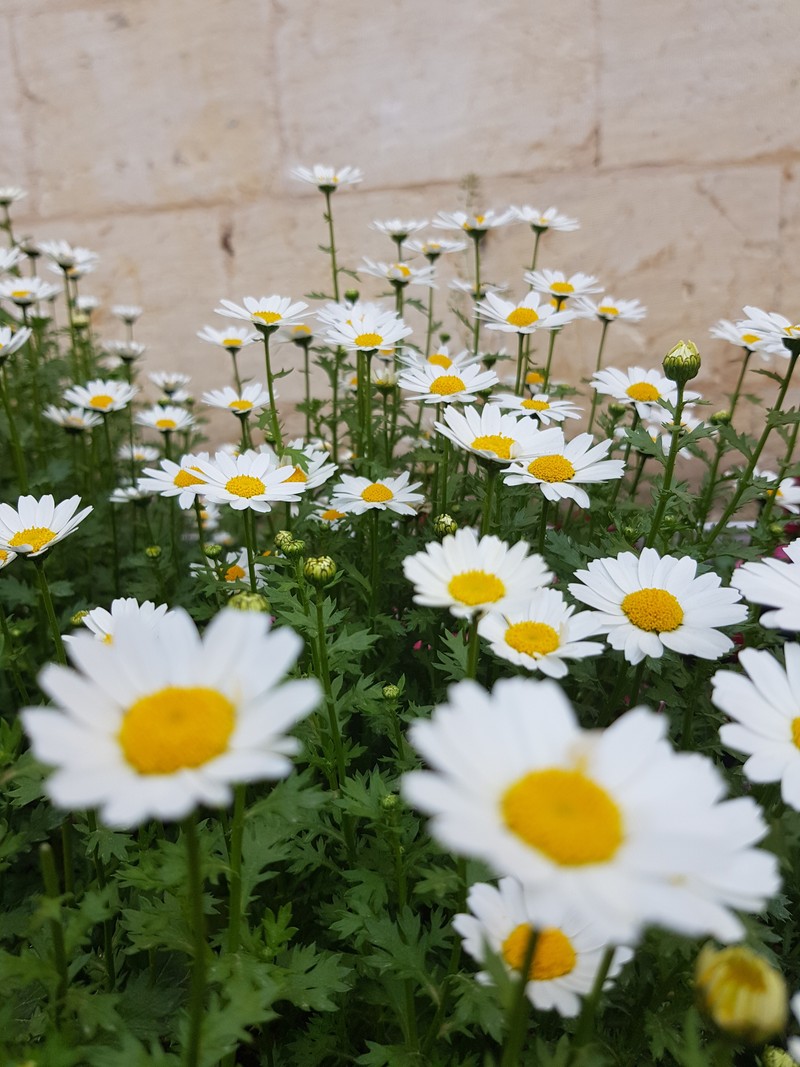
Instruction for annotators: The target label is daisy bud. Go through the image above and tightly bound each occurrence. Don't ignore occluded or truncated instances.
[608,402,628,419]
[663,339,701,384]
[762,1049,797,1067]
[227,591,271,613]
[145,545,162,559]
[274,530,293,551]
[304,556,337,586]
[769,523,786,538]
[433,514,458,538]
[344,288,359,305]
[695,944,788,1044]
[382,684,401,701]
[73,313,90,331]
[440,333,451,344]
[203,543,223,559]
[284,538,306,559]
[70,610,89,626]
[710,409,732,426]
[381,793,400,811]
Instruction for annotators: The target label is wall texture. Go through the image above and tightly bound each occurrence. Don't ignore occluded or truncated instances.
[2,0,799,438]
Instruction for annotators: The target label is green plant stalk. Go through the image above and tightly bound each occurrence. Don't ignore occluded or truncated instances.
[424,279,436,357]
[101,415,122,593]
[315,587,347,792]
[529,227,543,272]
[481,463,499,535]
[259,328,283,454]
[645,383,686,549]
[369,509,381,624]
[21,307,43,454]
[760,415,800,528]
[323,189,340,303]
[86,811,116,991]
[227,784,246,954]
[183,815,207,1067]
[439,433,451,514]
[39,843,69,1016]
[62,270,82,381]
[703,351,799,548]
[571,947,615,1057]
[501,928,539,1067]
[542,327,561,391]
[696,349,753,526]
[33,555,67,666]
[537,496,550,554]
[471,234,482,357]
[465,620,481,680]
[0,363,29,491]
[394,280,404,318]
[302,342,311,440]
[586,319,611,434]
[627,450,648,501]
[513,332,527,395]
[228,348,243,391]
[241,507,259,593]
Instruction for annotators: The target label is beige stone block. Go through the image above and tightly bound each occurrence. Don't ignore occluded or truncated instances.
[598,0,800,167]
[12,0,280,218]
[274,0,596,191]
[0,17,34,199]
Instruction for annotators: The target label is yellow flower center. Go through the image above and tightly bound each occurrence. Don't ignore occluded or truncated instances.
[8,526,57,552]
[224,564,246,582]
[361,482,393,503]
[252,310,282,324]
[598,305,619,317]
[790,717,800,749]
[118,686,235,774]
[471,434,514,459]
[229,399,253,411]
[392,264,411,278]
[526,371,544,386]
[429,374,466,396]
[504,621,560,657]
[428,353,452,368]
[173,470,205,488]
[0,549,8,562]
[502,768,624,865]
[521,399,549,411]
[293,325,311,335]
[740,333,761,345]
[89,394,115,410]
[156,419,177,430]
[502,923,577,981]
[621,588,684,632]
[506,307,539,328]
[321,508,346,521]
[223,337,243,348]
[626,382,660,402]
[550,281,574,295]
[527,455,575,482]
[225,474,266,498]
[11,289,30,299]
[354,332,384,348]
[286,466,308,483]
[447,570,506,606]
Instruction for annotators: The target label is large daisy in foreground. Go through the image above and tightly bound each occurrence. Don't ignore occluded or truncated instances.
[568,548,746,664]
[22,609,320,827]
[402,677,779,943]
[0,495,93,557]
[730,540,800,630]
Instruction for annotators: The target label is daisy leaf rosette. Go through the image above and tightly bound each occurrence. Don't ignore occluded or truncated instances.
[215,295,310,331]
[434,403,541,464]
[453,877,631,1017]
[331,472,424,516]
[192,449,304,513]
[490,392,582,425]
[397,362,499,405]
[403,528,552,620]
[503,428,624,508]
[475,291,575,335]
[0,494,93,557]
[731,540,800,630]
[568,548,747,665]
[713,645,800,809]
[478,587,604,678]
[22,609,320,827]
[402,677,780,944]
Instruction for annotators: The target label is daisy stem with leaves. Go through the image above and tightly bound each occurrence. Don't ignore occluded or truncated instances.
[761,415,800,529]
[471,235,482,358]
[227,784,246,955]
[645,383,686,549]
[182,815,208,1067]
[538,497,550,554]
[32,556,67,666]
[513,333,527,396]
[500,927,538,1067]
[39,843,69,1014]
[542,327,561,392]
[323,190,340,303]
[424,281,436,358]
[586,319,611,434]
[241,509,259,593]
[258,328,283,455]
[529,228,543,272]
[101,415,122,593]
[369,510,381,624]
[696,349,753,526]
[313,586,348,802]
[608,412,640,510]
[439,435,451,514]
[0,363,29,491]
[481,464,499,535]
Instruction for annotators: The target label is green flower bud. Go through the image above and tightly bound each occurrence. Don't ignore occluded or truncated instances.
[608,402,628,419]
[769,523,785,538]
[381,793,400,811]
[433,513,458,538]
[227,591,271,613]
[70,610,89,626]
[203,543,223,559]
[274,529,293,551]
[72,313,90,330]
[710,409,731,426]
[145,545,162,559]
[663,339,701,384]
[304,556,337,585]
[344,288,359,305]
[763,1049,798,1067]
[439,332,451,344]
[382,684,401,701]
[284,538,306,559]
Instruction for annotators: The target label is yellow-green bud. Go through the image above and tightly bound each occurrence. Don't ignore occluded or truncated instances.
[381,793,400,811]
[382,684,401,701]
[284,538,306,559]
[274,530,293,550]
[227,591,270,613]
[710,409,731,426]
[439,332,451,344]
[70,610,89,626]
[145,545,162,559]
[763,1049,798,1067]
[304,556,337,585]
[72,313,90,330]
[344,288,359,305]
[203,543,223,559]
[663,339,701,384]
[769,523,785,538]
[608,402,628,419]
[695,943,788,1044]
[433,514,458,538]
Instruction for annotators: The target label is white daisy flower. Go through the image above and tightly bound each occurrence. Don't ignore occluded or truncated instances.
[713,645,800,809]
[118,443,160,464]
[0,277,61,306]
[291,164,363,192]
[0,247,22,273]
[730,540,800,630]
[449,278,509,299]
[0,325,32,363]
[43,405,103,433]
[359,258,436,288]
[397,361,498,405]
[591,366,679,419]
[636,407,703,459]
[70,598,171,644]
[453,877,629,1018]
[315,299,388,327]
[138,457,208,509]
[398,345,479,373]
[283,323,314,346]
[572,295,647,323]
[271,440,338,492]
[331,472,424,517]
[135,405,195,434]
[478,588,604,678]
[434,403,541,464]
[433,209,514,234]
[148,370,191,396]
[39,240,98,276]
[0,186,26,206]
[758,472,800,514]
[503,429,624,508]
[215,295,310,332]
[525,269,602,300]
[402,676,780,944]
[405,237,467,258]
[324,308,412,353]
[709,319,768,350]
[568,548,747,665]
[313,501,349,527]
[403,528,552,620]
[110,485,153,505]
[0,494,92,557]
[104,341,147,365]
[21,608,320,828]
[738,305,800,357]
[112,304,143,325]
[76,294,100,314]
[197,325,260,352]
[201,382,271,416]
[509,206,580,233]
[370,218,428,239]
[0,547,17,569]
[490,392,581,425]
[191,449,303,513]
[475,291,575,334]
[63,379,138,414]
[192,548,271,588]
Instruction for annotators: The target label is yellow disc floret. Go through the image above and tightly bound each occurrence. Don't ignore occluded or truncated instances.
[621,588,684,632]
[119,686,235,774]
[506,307,539,328]
[429,375,466,396]
[173,470,205,488]
[521,399,550,411]
[285,466,308,483]
[156,419,177,430]
[626,382,660,402]
[527,455,576,482]
[252,310,282,325]
[428,353,453,368]
[224,564,246,582]
[504,621,560,657]
[8,526,57,553]
[502,923,577,981]
[471,434,514,459]
[502,768,624,865]
[354,332,384,348]
[550,281,574,295]
[361,483,393,503]
[229,399,254,412]
[225,474,266,498]
[89,394,115,410]
[448,569,505,606]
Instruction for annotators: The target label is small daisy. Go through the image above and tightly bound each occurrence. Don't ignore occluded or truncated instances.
[136,405,195,434]
[40,240,98,275]
[525,269,602,301]
[403,528,552,620]
[272,440,338,492]
[434,403,541,464]
[730,540,800,630]
[738,306,800,357]
[504,429,624,508]
[359,258,436,288]
[398,345,478,373]
[509,206,580,233]
[433,209,514,235]
[758,472,800,514]
[370,218,428,239]
[63,379,138,414]
[491,392,581,425]
[197,325,260,352]
[202,382,270,416]
[118,443,160,464]
[0,325,32,363]
[148,370,191,397]
[76,295,101,314]
[405,236,468,259]
[331,472,424,517]
[192,450,303,513]
[110,485,154,505]
[111,304,142,325]
[0,186,26,206]
[713,644,800,809]
[709,319,768,350]
[324,308,412,353]
[43,405,103,433]
[285,323,314,346]
[0,247,22,273]
[475,291,575,335]
[192,548,271,588]
[313,501,348,527]
[397,361,498,405]
[402,676,780,943]
[0,547,17,570]
[478,588,604,678]
[104,341,147,365]
[21,608,321,827]
[0,277,61,307]
[0,495,92,557]
[215,295,310,332]
[291,164,363,192]
[139,457,208,509]
[591,366,679,419]
[449,278,509,299]
[70,598,171,644]
[568,548,747,665]
[453,877,629,1018]
[572,295,647,323]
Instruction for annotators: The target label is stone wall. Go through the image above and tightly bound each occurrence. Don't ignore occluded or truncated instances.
[2,0,799,442]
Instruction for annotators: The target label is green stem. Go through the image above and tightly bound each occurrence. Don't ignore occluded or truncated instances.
[645,384,685,549]
[538,496,550,554]
[33,556,66,665]
[572,947,614,1055]
[331,347,342,464]
[696,350,753,528]
[39,844,69,1015]
[471,235,482,357]
[529,228,543,272]
[481,464,499,536]
[761,415,800,527]
[513,332,526,395]
[323,189,340,302]
[586,319,611,434]
[229,349,243,392]
[439,433,451,514]
[501,928,538,1067]
[0,363,29,491]
[542,327,560,391]
[242,508,259,592]
[86,811,116,991]
[260,328,283,454]
[227,784,246,954]
[424,280,436,358]
[465,620,481,680]
[102,415,122,593]
[183,815,207,1067]
[369,509,380,624]
[315,588,346,791]
[302,343,311,440]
